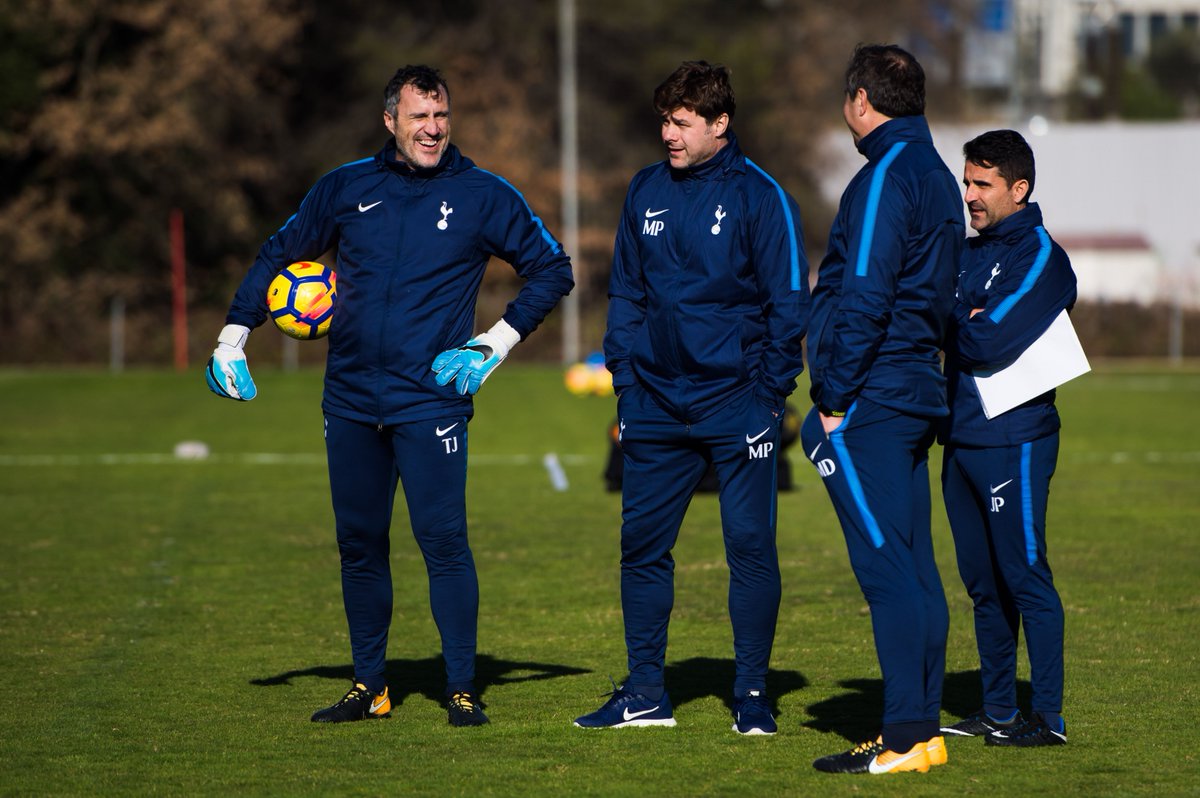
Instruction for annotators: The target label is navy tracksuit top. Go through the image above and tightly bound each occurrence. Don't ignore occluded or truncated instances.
[942,202,1078,446]
[603,132,811,423]
[808,115,963,417]
[224,141,574,425]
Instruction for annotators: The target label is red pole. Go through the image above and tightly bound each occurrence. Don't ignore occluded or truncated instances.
[170,208,188,371]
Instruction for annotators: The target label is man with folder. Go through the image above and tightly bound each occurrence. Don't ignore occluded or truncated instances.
[939,129,1077,748]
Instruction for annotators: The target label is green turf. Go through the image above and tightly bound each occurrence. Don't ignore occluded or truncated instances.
[1,363,1197,795]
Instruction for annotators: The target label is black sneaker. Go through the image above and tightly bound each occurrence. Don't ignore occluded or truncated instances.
[813,738,885,773]
[986,714,1066,747]
[447,691,489,727]
[940,709,1024,737]
[311,683,391,723]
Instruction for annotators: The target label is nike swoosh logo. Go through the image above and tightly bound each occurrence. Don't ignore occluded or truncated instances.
[622,706,660,721]
[990,479,1014,494]
[435,422,459,436]
[369,696,388,713]
[358,200,383,212]
[869,747,925,774]
[808,442,823,461]
[746,428,771,444]
[644,208,669,218]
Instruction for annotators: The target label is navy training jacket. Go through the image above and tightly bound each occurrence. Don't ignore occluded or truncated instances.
[224,141,574,425]
[942,202,1078,447]
[808,115,963,417]
[603,133,811,423]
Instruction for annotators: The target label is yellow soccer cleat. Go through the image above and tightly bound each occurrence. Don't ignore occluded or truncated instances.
[447,690,490,727]
[310,683,391,723]
[926,735,948,766]
[867,741,932,774]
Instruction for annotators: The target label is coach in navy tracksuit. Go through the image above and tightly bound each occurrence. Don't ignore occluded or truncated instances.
[939,130,1075,748]
[206,66,572,727]
[574,61,809,735]
[803,45,962,775]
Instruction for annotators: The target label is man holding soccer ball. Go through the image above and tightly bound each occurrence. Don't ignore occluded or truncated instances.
[206,65,573,727]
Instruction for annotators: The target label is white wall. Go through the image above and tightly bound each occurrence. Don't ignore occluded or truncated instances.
[1067,247,1166,305]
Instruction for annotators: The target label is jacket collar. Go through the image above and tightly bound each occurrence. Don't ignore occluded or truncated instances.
[669,130,745,180]
[855,115,933,162]
[375,140,474,178]
[976,202,1045,242]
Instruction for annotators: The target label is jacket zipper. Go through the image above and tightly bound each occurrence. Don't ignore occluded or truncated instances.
[377,172,403,426]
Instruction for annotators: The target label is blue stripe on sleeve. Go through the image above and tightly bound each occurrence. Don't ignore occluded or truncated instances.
[745,158,802,291]
[275,213,298,235]
[829,403,885,548]
[991,227,1051,323]
[854,142,907,278]
[474,168,562,254]
[1021,441,1036,565]
[274,156,374,235]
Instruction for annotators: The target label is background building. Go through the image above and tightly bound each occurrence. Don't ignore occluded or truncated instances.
[964,0,1200,119]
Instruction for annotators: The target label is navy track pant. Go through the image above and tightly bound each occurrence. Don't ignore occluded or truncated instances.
[324,412,478,694]
[618,385,782,696]
[800,399,948,752]
[942,435,1064,716]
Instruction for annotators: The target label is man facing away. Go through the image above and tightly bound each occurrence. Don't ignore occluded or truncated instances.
[206,65,573,727]
[575,60,809,735]
[801,44,962,774]
[939,129,1075,748]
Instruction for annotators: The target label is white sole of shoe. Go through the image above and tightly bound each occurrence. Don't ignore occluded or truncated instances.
[573,718,677,728]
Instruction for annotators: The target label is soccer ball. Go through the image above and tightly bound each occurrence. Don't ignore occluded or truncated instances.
[267,261,337,340]
[563,353,615,397]
[564,362,594,396]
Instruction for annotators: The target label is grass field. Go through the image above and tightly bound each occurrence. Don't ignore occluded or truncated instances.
[1,362,1197,796]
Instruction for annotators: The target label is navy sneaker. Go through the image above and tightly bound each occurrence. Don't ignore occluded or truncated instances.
[941,709,1024,737]
[573,683,676,728]
[732,690,777,735]
[986,714,1066,747]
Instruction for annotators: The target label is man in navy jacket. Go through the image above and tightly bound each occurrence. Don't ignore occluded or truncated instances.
[575,61,809,735]
[206,65,573,727]
[939,130,1075,748]
[803,44,962,774]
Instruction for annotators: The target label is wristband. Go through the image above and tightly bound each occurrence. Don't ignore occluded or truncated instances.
[483,318,521,357]
[217,323,250,349]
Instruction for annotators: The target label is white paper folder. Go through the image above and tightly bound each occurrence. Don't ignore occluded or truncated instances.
[972,309,1091,420]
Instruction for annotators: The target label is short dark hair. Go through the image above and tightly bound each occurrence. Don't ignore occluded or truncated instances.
[653,61,735,124]
[844,44,924,118]
[384,65,449,115]
[963,129,1036,203]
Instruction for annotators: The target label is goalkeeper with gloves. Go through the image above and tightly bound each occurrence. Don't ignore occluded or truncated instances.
[206,64,573,727]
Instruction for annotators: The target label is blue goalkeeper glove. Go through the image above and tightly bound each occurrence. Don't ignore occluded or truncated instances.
[205,324,258,401]
[431,319,521,396]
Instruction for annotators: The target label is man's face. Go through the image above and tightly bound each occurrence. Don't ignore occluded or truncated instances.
[962,161,1028,231]
[384,83,451,170]
[842,89,869,143]
[661,106,727,169]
